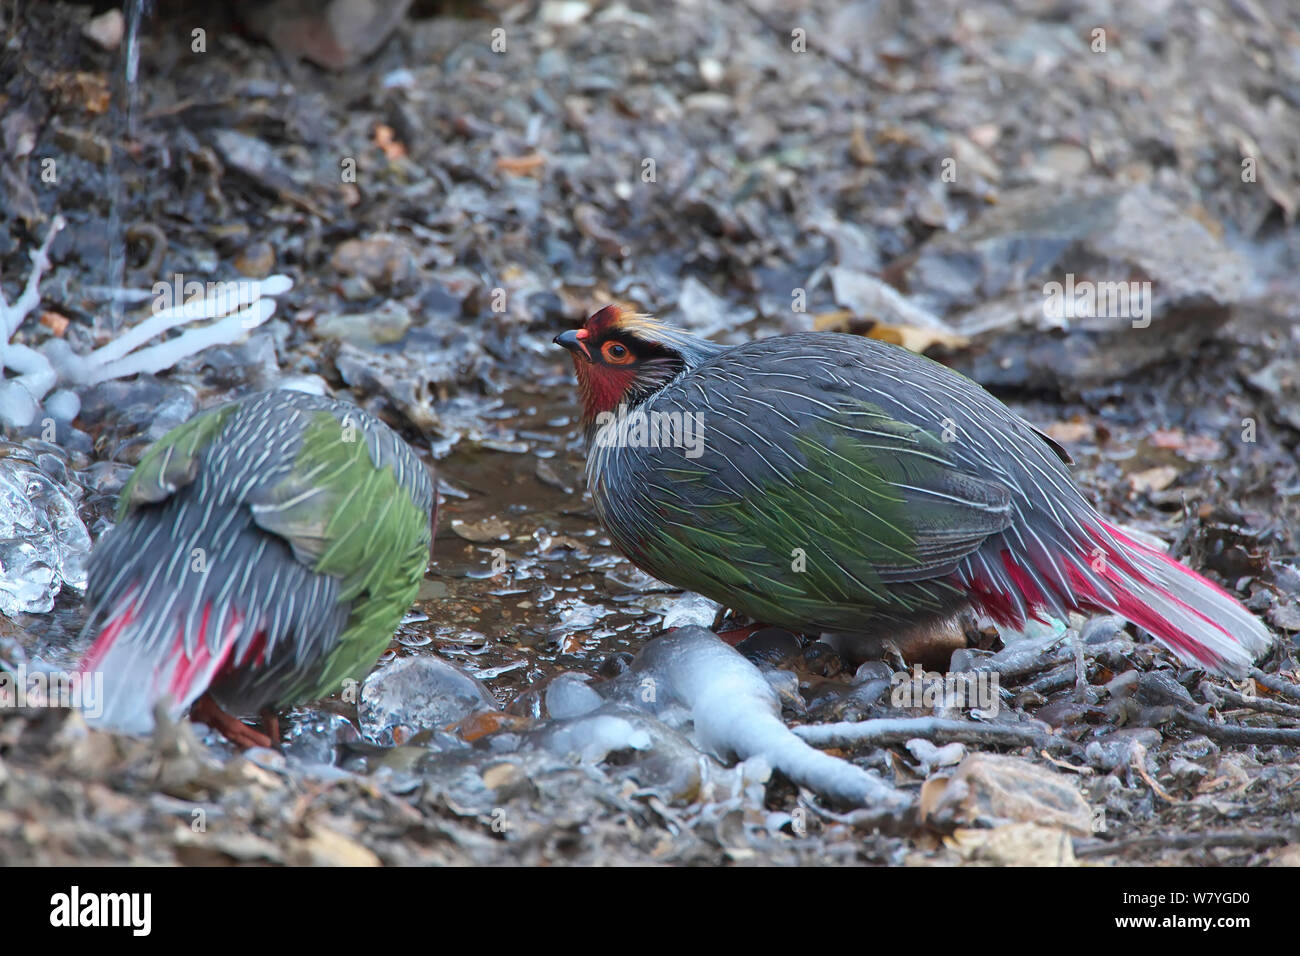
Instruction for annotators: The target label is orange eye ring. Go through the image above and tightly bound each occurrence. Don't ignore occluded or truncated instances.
[601,341,634,365]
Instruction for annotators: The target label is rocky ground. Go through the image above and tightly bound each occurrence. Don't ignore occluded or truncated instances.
[1,0,1299,865]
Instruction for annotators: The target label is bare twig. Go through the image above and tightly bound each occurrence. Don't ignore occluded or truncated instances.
[1130,741,1184,805]
[802,792,915,836]
[1199,681,1300,719]
[1250,670,1300,704]
[1074,830,1289,858]
[794,716,1055,750]
[1171,710,1300,746]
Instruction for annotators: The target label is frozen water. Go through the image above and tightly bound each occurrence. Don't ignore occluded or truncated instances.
[605,627,911,810]
[0,457,91,616]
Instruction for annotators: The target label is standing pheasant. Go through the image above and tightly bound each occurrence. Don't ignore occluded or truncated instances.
[79,389,435,746]
[555,306,1272,677]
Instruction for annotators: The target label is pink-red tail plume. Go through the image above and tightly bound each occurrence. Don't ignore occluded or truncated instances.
[968,520,1271,678]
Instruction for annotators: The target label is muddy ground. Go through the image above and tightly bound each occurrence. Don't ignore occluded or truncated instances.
[1,0,1299,865]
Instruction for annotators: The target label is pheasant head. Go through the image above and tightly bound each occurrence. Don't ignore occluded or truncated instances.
[553,304,724,426]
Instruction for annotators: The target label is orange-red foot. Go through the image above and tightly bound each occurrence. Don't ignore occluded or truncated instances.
[664,624,767,647]
[716,626,764,646]
[260,708,282,746]
[191,694,273,750]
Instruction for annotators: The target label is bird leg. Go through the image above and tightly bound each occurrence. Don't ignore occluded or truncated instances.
[190,693,273,750]
[259,708,282,746]
[715,626,764,646]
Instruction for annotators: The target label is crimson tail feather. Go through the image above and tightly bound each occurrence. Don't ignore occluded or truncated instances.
[999,520,1272,678]
[78,592,254,734]
[1076,521,1271,676]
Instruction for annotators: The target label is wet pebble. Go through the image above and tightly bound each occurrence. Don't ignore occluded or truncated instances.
[1135,670,1196,708]
[358,655,499,746]
[1267,602,1300,633]
[417,281,464,323]
[234,241,276,277]
[735,627,802,666]
[800,641,843,678]
[659,592,721,629]
[314,301,413,345]
[1084,728,1162,771]
[330,234,419,292]
[597,651,634,678]
[1081,615,1130,644]
[283,710,362,767]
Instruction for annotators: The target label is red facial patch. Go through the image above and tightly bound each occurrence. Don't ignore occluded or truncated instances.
[574,360,638,422]
[571,304,650,422]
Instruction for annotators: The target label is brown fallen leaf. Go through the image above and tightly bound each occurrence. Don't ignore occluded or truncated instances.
[1179,434,1225,462]
[811,309,855,332]
[46,71,111,114]
[1128,465,1180,494]
[1268,844,1300,867]
[456,711,531,743]
[1147,429,1223,461]
[928,752,1093,836]
[865,321,969,354]
[480,761,524,790]
[39,311,70,336]
[1149,427,1186,450]
[450,516,511,543]
[286,822,380,867]
[946,823,1079,866]
[811,310,969,354]
[1043,420,1094,445]
[918,774,951,821]
[496,153,547,176]
[372,123,406,160]
[848,126,875,166]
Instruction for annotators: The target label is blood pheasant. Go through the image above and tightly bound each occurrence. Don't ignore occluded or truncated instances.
[555,306,1271,677]
[79,389,435,746]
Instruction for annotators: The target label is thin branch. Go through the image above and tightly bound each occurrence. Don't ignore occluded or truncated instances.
[1171,710,1300,746]
[1250,670,1300,704]
[1199,681,1300,719]
[1074,830,1289,858]
[794,716,1054,750]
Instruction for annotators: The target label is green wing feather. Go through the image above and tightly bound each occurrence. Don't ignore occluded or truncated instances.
[598,400,1012,631]
[247,412,431,702]
[117,403,238,519]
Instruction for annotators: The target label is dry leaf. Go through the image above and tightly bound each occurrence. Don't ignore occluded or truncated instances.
[1128,466,1180,494]
[372,123,406,160]
[496,153,547,176]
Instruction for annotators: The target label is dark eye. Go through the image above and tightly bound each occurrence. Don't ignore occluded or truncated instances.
[601,341,632,364]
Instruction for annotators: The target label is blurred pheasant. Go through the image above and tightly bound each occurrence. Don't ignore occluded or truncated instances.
[555,306,1272,677]
[79,389,435,747]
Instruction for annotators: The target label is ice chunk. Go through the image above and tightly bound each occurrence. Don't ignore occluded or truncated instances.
[605,627,911,812]
[1,217,293,427]
[0,456,91,616]
[544,672,604,719]
[535,711,653,764]
[359,655,498,746]
[659,591,721,629]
